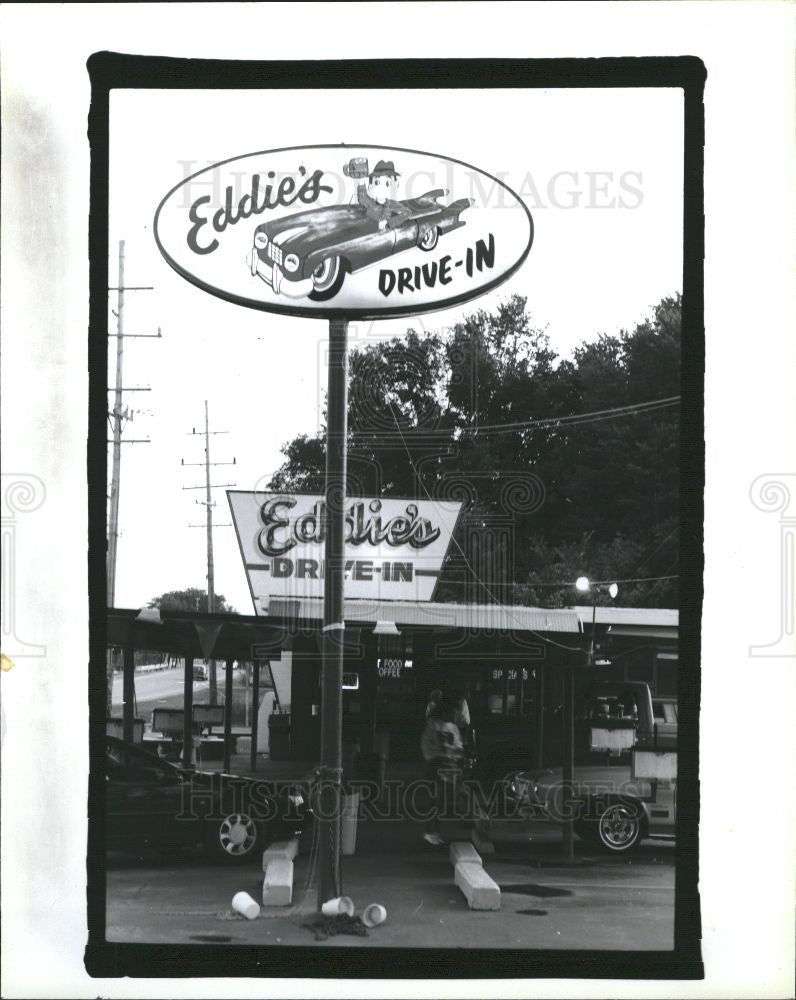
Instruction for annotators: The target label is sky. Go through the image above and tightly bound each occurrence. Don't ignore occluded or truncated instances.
[108,86,684,612]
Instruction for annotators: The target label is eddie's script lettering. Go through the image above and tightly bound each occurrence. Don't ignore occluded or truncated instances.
[187,167,333,255]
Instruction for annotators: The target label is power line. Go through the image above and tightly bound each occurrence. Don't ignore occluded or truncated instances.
[628,527,679,578]
[377,374,585,654]
[295,395,680,446]
[438,574,679,588]
[347,395,680,440]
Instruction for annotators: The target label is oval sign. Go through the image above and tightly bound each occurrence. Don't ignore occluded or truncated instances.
[154,144,533,320]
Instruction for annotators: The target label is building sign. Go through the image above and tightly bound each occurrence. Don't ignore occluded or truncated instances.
[377,658,412,678]
[154,144,533,320]
[491,668,529,682]
[228,491,462,606]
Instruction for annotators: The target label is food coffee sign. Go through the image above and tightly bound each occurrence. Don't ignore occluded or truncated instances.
[228,492,462,604]
[154,144,533,319]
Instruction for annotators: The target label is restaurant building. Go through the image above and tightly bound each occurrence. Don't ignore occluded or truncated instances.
[256,598,678,767]
[107,599,678,777]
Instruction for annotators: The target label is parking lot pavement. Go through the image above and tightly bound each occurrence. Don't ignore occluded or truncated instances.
[106,818,674,950]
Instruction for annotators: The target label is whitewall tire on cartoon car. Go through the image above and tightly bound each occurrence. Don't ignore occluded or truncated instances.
[418,225,440,252]
[204,811,262,864]
[309,255,346,301]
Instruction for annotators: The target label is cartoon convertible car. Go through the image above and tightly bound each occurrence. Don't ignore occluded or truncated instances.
[247,189,473,301]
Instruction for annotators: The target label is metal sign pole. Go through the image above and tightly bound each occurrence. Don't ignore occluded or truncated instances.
[318,317,349,910]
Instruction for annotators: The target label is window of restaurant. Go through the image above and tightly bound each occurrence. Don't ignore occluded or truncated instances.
[485,666,532,717]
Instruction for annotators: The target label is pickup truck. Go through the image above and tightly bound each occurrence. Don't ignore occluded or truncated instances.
[505,681,677,853]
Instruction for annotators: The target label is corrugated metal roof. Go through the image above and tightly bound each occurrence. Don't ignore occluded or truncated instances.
[266,598,582,633]
[574,606,679,628]
[263,598,678,634]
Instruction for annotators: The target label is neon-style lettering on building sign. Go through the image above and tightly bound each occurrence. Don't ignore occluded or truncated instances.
[257,497,440,557]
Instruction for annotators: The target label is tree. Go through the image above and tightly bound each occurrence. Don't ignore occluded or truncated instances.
[148,588,236,614]
[267,293,682,608]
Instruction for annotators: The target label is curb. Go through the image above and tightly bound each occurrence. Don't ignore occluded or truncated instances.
[262,837,299,907]
[449,840,501,911]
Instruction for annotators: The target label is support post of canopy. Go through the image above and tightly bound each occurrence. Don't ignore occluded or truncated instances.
[561,661,575,859]
[533,663,545,770]
[183,655,194,768]
[223,658,234,772]
[122,643,135,744]
[251,659,260,772]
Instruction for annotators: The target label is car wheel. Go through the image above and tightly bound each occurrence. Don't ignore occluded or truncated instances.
[309,256,346,300]
[418,225,439,252]
[204,811,262,864]
[591,801,645,853]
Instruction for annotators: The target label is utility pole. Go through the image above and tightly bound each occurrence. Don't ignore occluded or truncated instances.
[183,401,235,704]
[106,239,158,718]
[107,241,126,614]
[204,401,215,623]
[318,317,349,910]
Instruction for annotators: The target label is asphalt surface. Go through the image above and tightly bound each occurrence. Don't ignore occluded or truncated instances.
[111,666,207,714]
[106,817,675,950]
[111,666,254,722]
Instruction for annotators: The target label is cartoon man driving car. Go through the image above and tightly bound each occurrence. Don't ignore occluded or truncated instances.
[355,159,412,232]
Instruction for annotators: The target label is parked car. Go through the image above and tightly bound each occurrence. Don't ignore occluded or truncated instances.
[248,189,473,301]
[504,683,677,853]
[652,697,678,741]
[105,736,312,864]
[505,762,676,853]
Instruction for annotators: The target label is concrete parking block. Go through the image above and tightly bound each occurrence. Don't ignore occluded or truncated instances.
[454,861,501,910]
[262,858,293,907]
[450,841,482,867]
[262,838,299,870]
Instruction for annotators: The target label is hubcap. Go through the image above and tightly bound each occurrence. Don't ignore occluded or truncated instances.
[219,813,256,855]
[600,806,638,848]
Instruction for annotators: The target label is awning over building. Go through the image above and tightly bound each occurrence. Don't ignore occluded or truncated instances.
[107,602,679,655]
[106,607,291,660]
[574,605,679,638]
[266,597,582,634]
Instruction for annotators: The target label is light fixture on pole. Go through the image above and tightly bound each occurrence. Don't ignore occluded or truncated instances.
[575,577,619,666]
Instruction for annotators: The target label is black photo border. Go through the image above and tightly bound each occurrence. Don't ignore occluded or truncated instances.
[86,53,705,982]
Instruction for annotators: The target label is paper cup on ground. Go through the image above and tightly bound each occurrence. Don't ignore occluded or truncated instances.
[362,903,387,928]
[232,891,260,920]
[321,896,354,917]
